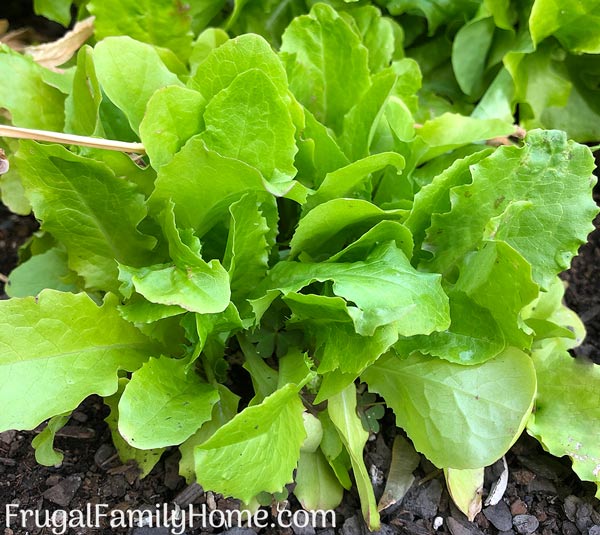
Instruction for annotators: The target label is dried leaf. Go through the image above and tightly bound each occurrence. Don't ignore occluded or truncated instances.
[25,17,94,70]
[484,456,509,506]
[445,467,484,521]
[377,435,420,512]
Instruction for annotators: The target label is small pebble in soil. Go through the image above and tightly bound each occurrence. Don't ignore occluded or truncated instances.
[401,479,443,520]
[341,515,366,535]
[589,526,600,535]
[483,501,513,531]
[513,514,539,534]
[510,499,528,516]
[130,528,170,535]
[562,520,579,535]
[446,516,483,535]
[43,474,82,507]
[564,495,581,522]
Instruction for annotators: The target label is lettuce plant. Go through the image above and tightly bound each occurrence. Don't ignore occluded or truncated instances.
[1,2,600,529]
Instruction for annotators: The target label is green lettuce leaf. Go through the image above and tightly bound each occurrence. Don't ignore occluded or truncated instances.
[150,138,268,236]
[15,141,155,292]
[105,378,165,477]
[529,0,600,54]
[328,385,380,530]
[0,45,66,130]
[200,68,298,183]
[425,130,598,288]
[280,3,371,134]
[118,356,219,449]
[33,0,72,26]
[527,341,600,498]
[94,36,183,134]
[195,384,305,503]
[139,86,206,169]
[262,242,450,337]
[0,291,157,431]
[88,0,193,59]
[362,348,536,468]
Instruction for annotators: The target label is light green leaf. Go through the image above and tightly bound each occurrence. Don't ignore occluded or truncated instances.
[295,450,344,511]
[452,17,495,96]
[318,410,352,490]
[341,65,418,161]
[88,0,193,59]
[179,384,240,482]
[189,34,289,102]
[328,385,380,530]
[394,291,505,365]
[0,45,66,130]
[326,221,413,263]
[94,36,184,134]
[454,241,539,350]
[15,141,155,292]
[157,200,203,267]
[0,291,156,431]
[150,138,267,236]
[308,152,405,209]
[189,28,229,76]
[285,293,398,376]
[504,42,572,132]
[383,0,480,34]
[472,68,515,122]
[444,467,484,521]
[523,277,585,349]
[265,243,450,337]
[239,334,278,401]
[0,163,31,215]
[290,198,406,260]
[118,356,219,449]
[362,348,536,469]
[195,384,306,503]
[118,294,186,324]
[425,130,598,288]
[415,113,514,163]
[540,55,600,143]
[295,110,350,188]
[527,341,600,498]
[529,0,600,54]
[33,0,72,26]
[118,261,230,315]
[140,86,206,169]
[348,5,401,73]
[280,3,370,134]
[300,412,323,453]
[200,68,297,183]
[7,247,79,298]
[32,414,70,466]
[65,46,102,136]
[405,149,492,252]
[225,193,277,304]
[105,378,165,477]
